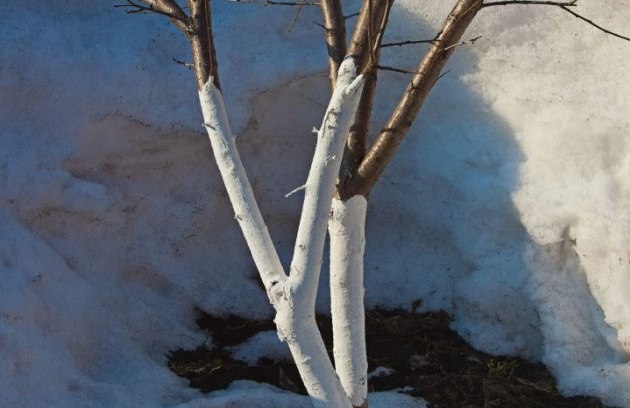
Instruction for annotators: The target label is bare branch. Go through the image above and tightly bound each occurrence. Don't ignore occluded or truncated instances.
[337,0,393,197]
[370,0,394,60]
[381,38,436,48]
[343,0,484,198]
[319,0,347,88]
[375,65,418,75]
[483,0,576,6]
[558,5,630,42]
[225,0,319,5]
[347,0,388,70]
[482,0,630,43]
[344,12,360,20]
[285,1,307,33]
[443,35,482,50]
[115,0,190,32]
[375,66,453,81]
[172,57,194,70]
[188,0,221,90]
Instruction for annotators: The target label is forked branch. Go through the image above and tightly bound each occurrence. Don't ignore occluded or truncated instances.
[342,0,484,198]
[338,0,393,195]
[115,0,190,32]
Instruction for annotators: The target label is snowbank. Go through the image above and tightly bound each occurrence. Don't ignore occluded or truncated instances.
[1,0,629,406]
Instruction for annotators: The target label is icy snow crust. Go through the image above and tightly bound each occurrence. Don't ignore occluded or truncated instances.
[0,0,629,407]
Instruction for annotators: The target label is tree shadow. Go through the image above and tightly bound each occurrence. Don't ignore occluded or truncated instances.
[234,9,542,358]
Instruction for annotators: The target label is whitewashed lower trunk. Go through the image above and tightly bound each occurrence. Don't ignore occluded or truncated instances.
[198,62,365,408]
[280,58,364,407]
[288,58,365,309]
[198,79,287,303]
[329,196,368,408]
[275,300,352,408]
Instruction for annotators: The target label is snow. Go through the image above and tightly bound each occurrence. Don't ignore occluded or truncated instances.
[173,381,426,408]
[1,0,630,407]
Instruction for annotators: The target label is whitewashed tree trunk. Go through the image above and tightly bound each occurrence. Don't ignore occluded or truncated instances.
[329,196,368,408]
[287,59,364,309]
[280,57,364,407]
[198,57,365,407]
[198,78,287,302]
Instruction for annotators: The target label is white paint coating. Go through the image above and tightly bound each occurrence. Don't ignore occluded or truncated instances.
[329,196,369,407]
[287,58,365,312]
[274,310,353,408]
[200,65,365,408]
[273,59,365,408]
[199,79,287,303]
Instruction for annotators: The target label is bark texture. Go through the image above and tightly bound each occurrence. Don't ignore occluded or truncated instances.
[188,0,220,90]
[198,81,286,302]
[199,78,354,406]
[339,0,392,196]
[343,0,483,198]
[319,0,347,89]
[288,59,365,312]
[329,196,369,408]
[279,59,365,408]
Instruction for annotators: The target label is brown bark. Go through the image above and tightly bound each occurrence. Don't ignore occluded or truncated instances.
[142,0,190,32]
[337,0,393,198]
[319,0,347,89]
[342,0,483,198]
[188,0,221,91]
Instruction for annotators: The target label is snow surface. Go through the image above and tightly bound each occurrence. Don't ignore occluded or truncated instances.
[1,0,629,407]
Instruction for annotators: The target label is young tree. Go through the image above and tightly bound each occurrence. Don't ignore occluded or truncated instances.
[116,1,629,406]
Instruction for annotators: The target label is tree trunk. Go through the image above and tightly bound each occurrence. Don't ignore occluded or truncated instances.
[198,79,286,301]
[198,59,365,406]
[329,196,369,408]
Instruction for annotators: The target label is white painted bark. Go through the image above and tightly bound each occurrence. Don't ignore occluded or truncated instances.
[288,58,365,310]
[198,80,287,303]
[275,58,365,408]
[274,301,353,408]
[198,64,366,408]
[329,196,368,408]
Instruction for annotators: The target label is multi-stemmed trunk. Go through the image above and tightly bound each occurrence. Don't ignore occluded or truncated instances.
[199,58,364,407]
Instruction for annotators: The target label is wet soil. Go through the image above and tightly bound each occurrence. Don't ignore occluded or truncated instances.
[169,309,610,408]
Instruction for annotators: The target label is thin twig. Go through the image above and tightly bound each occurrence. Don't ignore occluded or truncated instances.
[482,0,630,43]
[375,65,452,80]
[483,0,577,6]
[285,184,307,198]
[225,0,319,5]
[344,12,360,20]
[115,0,185,21]
[376,65,419,75]
[443,35,482,50]
[381,38,437,47]
[285,0,307,33]
[172,58,194,70]
[370,0,394,58]
[115,0,190,32]
[559,5,630,42]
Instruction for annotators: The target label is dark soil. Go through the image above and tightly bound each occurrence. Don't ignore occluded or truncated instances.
[168,309,610,408]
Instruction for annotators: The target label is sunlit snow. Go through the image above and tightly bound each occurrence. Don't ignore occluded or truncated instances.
[1,0,629,407]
